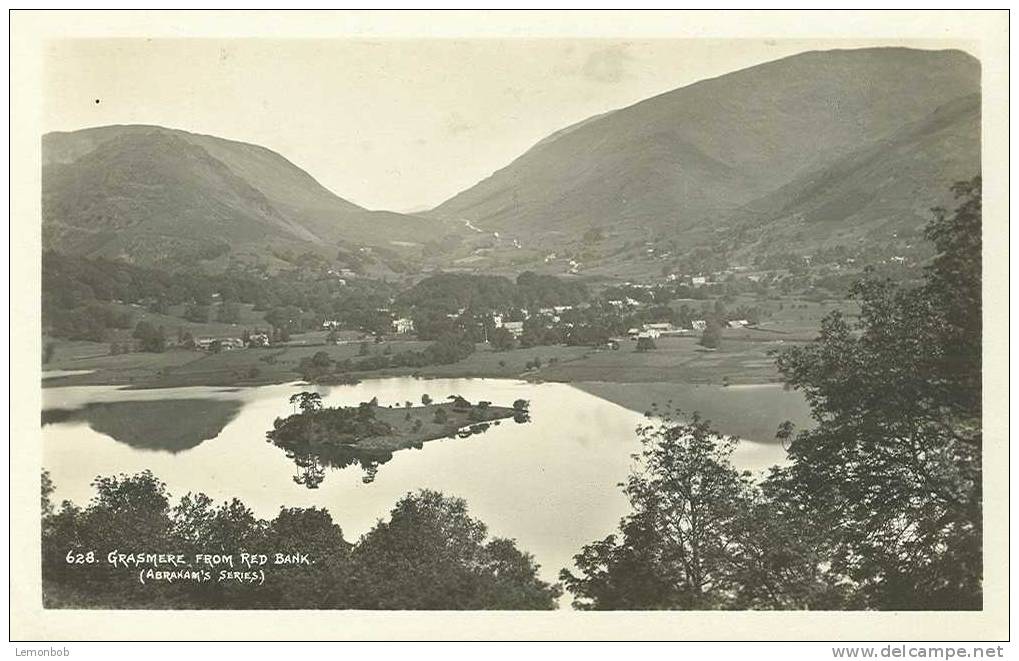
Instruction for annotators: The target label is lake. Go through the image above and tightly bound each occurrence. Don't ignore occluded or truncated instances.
[41,377,802,591]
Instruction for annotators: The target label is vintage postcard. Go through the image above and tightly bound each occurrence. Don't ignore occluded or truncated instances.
[9,9,1010,642]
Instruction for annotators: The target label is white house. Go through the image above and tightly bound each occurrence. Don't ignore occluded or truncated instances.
[503,321,525,338]
[392,318,415,334]
[248,332,270,347]
[728,319,750,328]
[691,276,708,287]
[691,320,708,331]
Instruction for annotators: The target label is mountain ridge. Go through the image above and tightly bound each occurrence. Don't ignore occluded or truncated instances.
[42,124,443,265]
[426,47,980,257]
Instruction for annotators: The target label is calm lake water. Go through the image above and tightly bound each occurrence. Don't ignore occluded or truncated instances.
[42,377,796,589]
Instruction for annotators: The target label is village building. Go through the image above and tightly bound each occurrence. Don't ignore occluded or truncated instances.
[248,332,270,347]
[392,318,415,334]
[503,321,525,338]
[195,337,244,351]
[691,320,708,331]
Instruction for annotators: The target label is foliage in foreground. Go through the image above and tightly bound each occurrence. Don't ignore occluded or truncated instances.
[41,472,560,610]
[562,177,982,610]
[559,411,853,610]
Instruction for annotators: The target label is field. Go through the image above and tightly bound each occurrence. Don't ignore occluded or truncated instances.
[42,296,854,427]
[537,335,784,385]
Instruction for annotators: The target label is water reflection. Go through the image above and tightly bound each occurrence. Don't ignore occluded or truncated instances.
[41,399,243,452]
[41,377,799,592]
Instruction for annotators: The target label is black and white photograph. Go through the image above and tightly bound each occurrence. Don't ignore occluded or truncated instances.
[9,8,1010,645]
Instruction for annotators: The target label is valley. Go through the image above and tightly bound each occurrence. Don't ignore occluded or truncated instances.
[34,41,987,615]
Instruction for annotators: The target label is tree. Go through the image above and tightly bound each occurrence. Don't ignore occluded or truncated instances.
[433,408,448,424]
[132,321,166,353]
[772,177,982,610]
[489,326,516,351]
[561,413,750,609]
[299,351,333,381]
[560,412,843,610]
[44,471,562,610]
[635,336,656,352]
[421,394,433,405]
[699,321,722,349]
[289,391,323,413]
[351,490,561,609]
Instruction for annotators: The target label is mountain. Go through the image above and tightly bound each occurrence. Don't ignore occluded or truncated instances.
[427,48,981,254]
[42,125,442,264]
[725,92,980,255]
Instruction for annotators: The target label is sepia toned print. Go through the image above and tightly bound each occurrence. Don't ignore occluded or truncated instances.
[11,10,1009,641]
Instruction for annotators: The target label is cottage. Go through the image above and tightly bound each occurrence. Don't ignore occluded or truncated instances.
[248,332,270,347]
[691,276,708,287]
[503,321,525,338]
[392,318,415,334]
[691,320,707,331]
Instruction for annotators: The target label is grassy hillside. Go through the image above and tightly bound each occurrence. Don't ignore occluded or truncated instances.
[726,93,980,256]
[42,125,449,265]
[427,48,980,258]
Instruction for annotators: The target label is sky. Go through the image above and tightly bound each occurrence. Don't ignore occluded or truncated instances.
[44,37,960,212]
